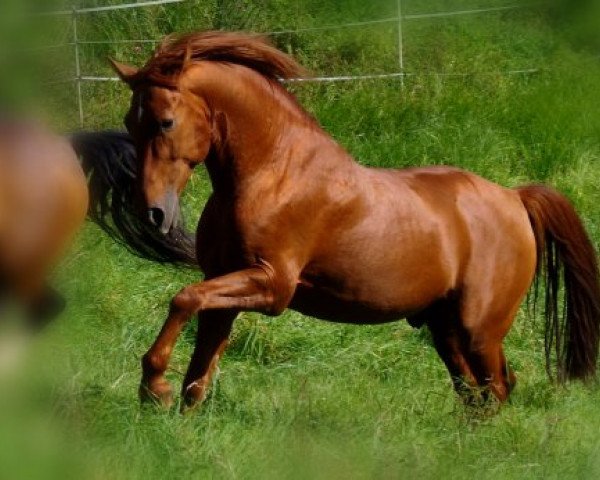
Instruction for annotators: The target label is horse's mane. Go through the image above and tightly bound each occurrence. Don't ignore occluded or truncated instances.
[133,31,308,87]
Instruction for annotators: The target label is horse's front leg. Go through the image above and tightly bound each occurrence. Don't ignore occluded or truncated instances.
[180,309,236,413]
[140,265,293,408]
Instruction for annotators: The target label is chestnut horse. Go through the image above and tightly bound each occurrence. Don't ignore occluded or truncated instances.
[106,32,600,411]
[0,119,88,329]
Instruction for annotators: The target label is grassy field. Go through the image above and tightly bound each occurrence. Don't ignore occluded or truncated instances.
[2,0,600,478]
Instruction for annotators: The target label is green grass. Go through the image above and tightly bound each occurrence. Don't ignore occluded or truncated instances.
[2,0,600,478]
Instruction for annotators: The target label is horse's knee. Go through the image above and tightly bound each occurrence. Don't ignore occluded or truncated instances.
[170,287,203,315]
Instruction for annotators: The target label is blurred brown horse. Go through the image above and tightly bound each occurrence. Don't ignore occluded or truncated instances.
[0,120,88,329]
[107,32,600,411]
[0,118,182,330]
[0,109,196,332]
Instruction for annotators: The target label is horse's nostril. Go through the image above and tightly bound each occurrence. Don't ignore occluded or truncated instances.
[148,207,165,228]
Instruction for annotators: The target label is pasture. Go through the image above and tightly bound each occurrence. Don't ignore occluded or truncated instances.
[2,0,600,478]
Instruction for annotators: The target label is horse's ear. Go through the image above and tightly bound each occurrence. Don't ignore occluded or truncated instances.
[109,58,139,85]
[182,44,194,71]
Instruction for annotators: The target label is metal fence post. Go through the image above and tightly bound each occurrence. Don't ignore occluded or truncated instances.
[72,6,84,128]
[397,0,405,88]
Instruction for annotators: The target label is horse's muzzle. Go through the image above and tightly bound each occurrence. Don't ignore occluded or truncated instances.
[147,190,180,235]
[148,207,165,230]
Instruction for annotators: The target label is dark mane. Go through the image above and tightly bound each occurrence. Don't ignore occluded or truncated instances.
[133,31,308,87]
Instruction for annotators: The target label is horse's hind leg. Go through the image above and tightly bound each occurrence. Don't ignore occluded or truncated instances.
[430,320,515,403]
[422,301,478,398]
[425,297,520,403]
[428,320,478,398]
[180,310,236,413]
[463,339,510,402]
[458,302,523,403]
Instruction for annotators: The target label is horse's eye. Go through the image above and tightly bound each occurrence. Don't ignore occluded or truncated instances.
[160,119,175,132]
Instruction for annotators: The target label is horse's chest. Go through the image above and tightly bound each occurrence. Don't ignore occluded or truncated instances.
[196,197,259,274]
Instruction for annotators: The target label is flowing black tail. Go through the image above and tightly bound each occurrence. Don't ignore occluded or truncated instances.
[70,131,197,266]
[519,185,600,382]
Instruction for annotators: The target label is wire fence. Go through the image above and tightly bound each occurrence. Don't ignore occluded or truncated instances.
[38,0,538,127]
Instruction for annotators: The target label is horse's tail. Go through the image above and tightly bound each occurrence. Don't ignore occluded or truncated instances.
[70,131,197,267]
[518,185,600,382]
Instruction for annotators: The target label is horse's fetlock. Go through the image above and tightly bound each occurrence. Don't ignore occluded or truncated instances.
[142,352,166,375]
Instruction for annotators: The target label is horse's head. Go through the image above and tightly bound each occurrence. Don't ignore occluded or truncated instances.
[109,32,306,234]
[110,59,212,234]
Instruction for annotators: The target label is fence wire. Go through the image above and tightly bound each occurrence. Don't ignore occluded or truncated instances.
[37,1,539,126]
[37,0,186,16]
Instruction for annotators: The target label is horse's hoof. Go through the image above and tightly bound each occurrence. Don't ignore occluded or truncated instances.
[139,379,174,409]
[180,382,206,414]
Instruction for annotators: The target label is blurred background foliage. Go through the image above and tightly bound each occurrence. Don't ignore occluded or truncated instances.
[0,0,597,129]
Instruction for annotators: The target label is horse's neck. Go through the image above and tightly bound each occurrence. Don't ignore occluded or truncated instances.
[185,63,348,189]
